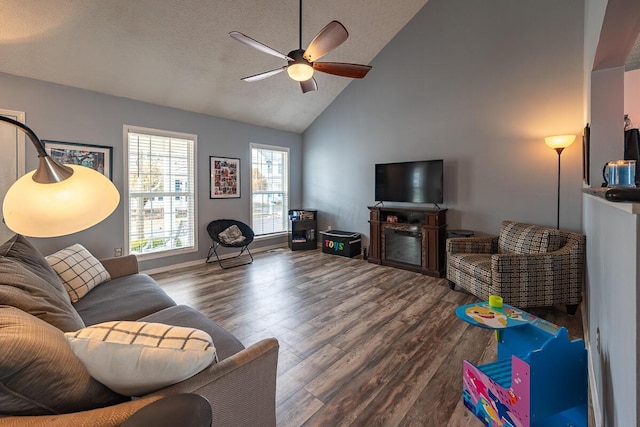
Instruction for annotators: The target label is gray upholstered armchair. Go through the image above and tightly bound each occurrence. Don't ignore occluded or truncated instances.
[446,221,586,315]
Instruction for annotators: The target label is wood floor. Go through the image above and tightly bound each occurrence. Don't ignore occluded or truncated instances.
[151,248,585,427]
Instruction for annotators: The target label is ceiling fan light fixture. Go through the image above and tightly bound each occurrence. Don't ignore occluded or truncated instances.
[229,0,370,92]
[287,62,314,81]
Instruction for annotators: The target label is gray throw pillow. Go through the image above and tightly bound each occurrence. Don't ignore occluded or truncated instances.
[218,225,246,245]
[0,234,84,331]
[0,305,126,416]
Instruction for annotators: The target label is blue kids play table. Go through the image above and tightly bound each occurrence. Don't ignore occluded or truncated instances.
[456,301,588,427]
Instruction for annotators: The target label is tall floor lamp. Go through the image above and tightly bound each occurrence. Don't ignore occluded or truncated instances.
[545,134,576,229]
[0,116,120,237]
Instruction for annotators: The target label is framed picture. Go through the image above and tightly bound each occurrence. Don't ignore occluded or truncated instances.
[210,156,240,199]
[44,140,113,180]
[582,124,590,185]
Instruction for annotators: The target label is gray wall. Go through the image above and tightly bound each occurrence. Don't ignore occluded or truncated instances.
[0,72,302,270]
[302,0,585,245]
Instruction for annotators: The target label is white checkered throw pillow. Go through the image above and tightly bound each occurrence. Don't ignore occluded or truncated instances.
[46,244,110,302]
[65,321,217,396]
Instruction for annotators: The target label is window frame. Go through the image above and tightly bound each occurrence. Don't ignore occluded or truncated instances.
[250,143,290,238]
[123,125,198,260]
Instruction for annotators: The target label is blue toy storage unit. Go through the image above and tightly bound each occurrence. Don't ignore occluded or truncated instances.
[456,302,588,427]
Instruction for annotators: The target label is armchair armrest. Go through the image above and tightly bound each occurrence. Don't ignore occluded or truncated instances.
[490,250,576,294]
[491,251,558,273]
[491,232,585,275]
[446,235,498,254]
[490,233,585,306]
[99,255,139,279]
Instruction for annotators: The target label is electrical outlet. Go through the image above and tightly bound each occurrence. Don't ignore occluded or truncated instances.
[328,225,332,230]
[114,248,122,257]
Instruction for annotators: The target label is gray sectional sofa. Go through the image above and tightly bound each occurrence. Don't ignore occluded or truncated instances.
[0,234,278,426]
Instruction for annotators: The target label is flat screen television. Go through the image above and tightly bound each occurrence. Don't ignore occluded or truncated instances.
[375,160,443,204]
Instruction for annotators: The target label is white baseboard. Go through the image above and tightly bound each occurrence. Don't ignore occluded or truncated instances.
[141,242,288,275]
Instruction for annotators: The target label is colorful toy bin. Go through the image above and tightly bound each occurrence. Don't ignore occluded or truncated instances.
[320,230,362,258]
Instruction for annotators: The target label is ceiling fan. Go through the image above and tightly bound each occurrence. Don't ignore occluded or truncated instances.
[229,0,372,93]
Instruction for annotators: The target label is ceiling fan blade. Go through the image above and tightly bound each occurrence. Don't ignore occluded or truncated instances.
[303,21,348,62]
[241,67,287,82]
[229,31,293,61]
[313,62,372,79]
[300,77,318,93]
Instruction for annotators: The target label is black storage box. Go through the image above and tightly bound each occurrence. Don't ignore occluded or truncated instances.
[320,230,362,258]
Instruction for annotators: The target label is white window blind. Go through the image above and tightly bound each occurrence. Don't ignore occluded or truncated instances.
[251,144,289,236]
[126,129,196,256]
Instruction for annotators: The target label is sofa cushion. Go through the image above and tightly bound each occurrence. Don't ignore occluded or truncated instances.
[65,321,217,396]
[46,244,110,303]
[0,234,85,331]
[139,305,245,360]
[73,273,176,325]
[0,305,126,416]
[498,221,562,255]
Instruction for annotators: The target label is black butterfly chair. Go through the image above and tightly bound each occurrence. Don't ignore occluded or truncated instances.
[206,219,255,269]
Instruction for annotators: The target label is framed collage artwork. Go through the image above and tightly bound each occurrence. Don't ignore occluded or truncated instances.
[210,156,240,198]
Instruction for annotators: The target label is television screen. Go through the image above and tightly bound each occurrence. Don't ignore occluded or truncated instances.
[375,160,443,204]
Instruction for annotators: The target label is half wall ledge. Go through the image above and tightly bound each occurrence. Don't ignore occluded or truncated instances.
[582,188,640,214]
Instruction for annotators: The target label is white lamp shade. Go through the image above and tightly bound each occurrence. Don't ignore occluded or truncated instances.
[2,165,120,237]
[287,63,314,82]
[545,134,576,150]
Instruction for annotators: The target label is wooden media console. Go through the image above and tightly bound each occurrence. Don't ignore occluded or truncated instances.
[368,206,447,277]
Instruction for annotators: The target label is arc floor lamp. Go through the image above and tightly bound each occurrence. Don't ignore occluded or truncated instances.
[0,116,119,237]
[545,134,576,230]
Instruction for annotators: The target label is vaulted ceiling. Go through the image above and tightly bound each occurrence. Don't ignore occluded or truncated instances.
[626,35,640,71]
[0,0,428,133]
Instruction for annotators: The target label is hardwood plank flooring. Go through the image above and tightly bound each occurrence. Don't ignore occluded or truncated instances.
[151,248,585,426]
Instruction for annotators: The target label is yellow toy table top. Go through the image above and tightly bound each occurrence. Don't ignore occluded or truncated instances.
[455,302,537,330]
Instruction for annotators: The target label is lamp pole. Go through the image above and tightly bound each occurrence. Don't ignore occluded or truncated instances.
[555,147,564,230]
[0,115,73,183]
[544,134,575,230]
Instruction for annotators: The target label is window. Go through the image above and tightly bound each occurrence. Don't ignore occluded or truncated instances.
[251,143,289,236]
[125,126,197,258]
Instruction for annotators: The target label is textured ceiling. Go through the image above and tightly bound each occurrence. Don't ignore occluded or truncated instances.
[626,35,640,71]
[0,0,428,133]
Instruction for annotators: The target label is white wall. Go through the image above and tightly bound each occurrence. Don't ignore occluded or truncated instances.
[583,0,608,123]
[0,72,302,271]
[591,67,626,187]
[583,196,639,426]
[625,69,640,125]
[583,0,640,424]
[302,0,584,247]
